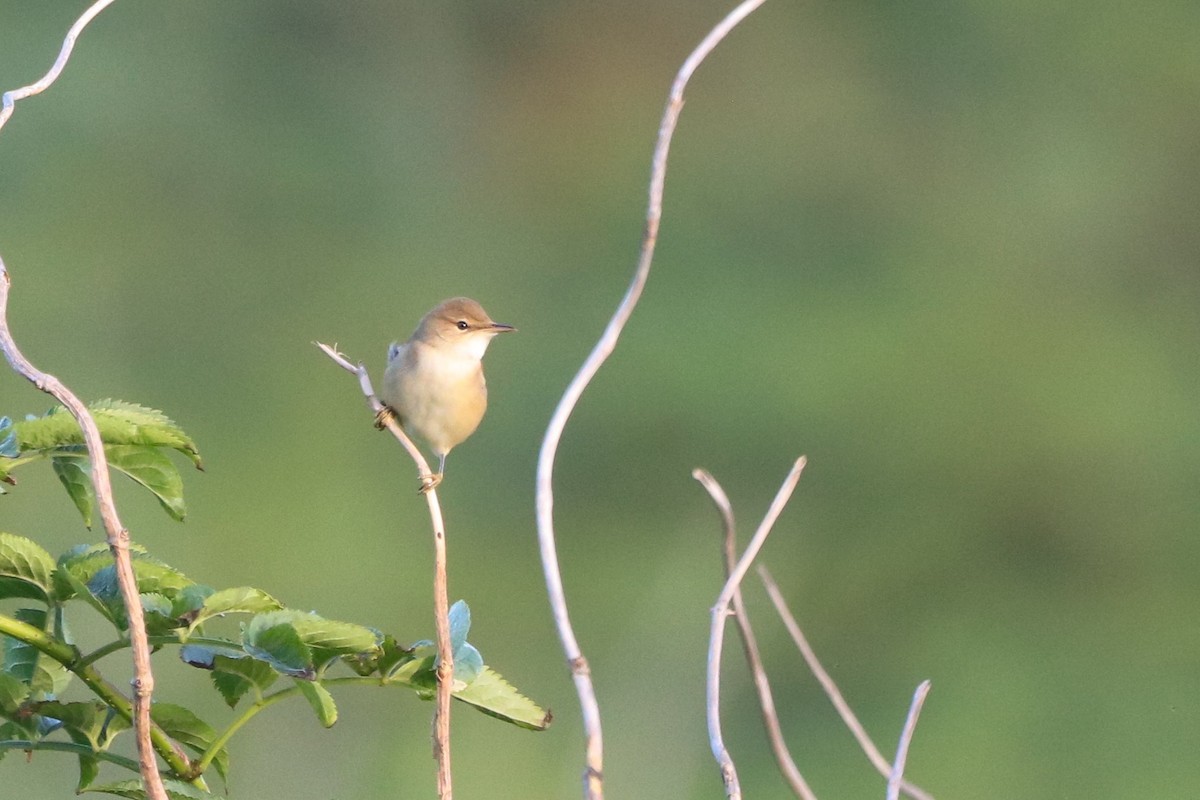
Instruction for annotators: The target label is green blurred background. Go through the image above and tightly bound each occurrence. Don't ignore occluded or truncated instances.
[2,0,1199,797]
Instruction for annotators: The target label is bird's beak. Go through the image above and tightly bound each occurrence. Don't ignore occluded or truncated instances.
[490,322,517,333]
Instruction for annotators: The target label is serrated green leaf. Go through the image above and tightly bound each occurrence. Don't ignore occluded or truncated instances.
[151,703,228,783]
[243,615,313,678]
[89,400,203,468]
[294,679,338,728]
[0,671,30,714]
[453,666,551,731]
[64,727,102,791]
[82,777,216,799]
[13,406,86,451]
[14,402,201,468]
[51,455,96,527]
[0,532,56,600]
[106,445,187,521]
[55,543,118,600]
[256,610,379,656]
[52,547,188,632]
[185,587,283,635]
[81,554,196,631]
[208,654,277,708]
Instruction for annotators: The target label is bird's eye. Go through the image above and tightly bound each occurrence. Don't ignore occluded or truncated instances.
[456,320,469,331]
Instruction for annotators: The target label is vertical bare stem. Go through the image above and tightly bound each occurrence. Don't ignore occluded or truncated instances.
[758,567,934,800]
[693,469,816,800]
[887,681,932,800]
[315,343,453,799]
[426,490,453,800]
[1,5,168,797]
[0,262,170,800]
[534,2,770,796]
[707,457,806,800]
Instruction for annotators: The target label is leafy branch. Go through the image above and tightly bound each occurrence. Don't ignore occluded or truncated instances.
[0,532,549,798]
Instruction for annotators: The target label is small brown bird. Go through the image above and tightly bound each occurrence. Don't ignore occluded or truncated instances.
[378,297,515,490]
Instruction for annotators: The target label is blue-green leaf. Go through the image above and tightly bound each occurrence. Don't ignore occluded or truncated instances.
[0,417,18,458]
[448,600,470,652]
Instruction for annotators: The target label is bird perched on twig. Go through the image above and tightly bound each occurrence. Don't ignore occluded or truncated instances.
[377,297,515,491]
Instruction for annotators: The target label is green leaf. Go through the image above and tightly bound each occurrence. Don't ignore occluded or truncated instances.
[14,401,201,468]
[82,777,217,799]
[3,608,71,698]
[453,666,552,731]
[55,543,121,601]
[141,593,177,636]
[208,654,277,708]
[151,703,229,783]
[243,615,313,678]
[0,532,56,601]
[12,406,86,451]
[52,455,96,528]
[0,417,18,458]
[172,584,214,624]
[448,600,470,652]
[343,632,413,677]
[50,546,194,632]
[180,645,280,707]
[85,561,191,632]
[106,445,187,521]
[184,587,283,635]
[178,643,248,668]
[453,642,483,686]
[388,651,437,693]
[0,671,30,715]
[36,700,129,751]
[89,400,203,468]
[294,679,338,728]
[243,610,380,678]
[64,726,102,791]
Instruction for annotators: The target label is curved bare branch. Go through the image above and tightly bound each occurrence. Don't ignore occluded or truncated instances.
[533,2,770,796]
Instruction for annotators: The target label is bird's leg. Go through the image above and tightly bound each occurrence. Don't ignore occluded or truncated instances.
[418,453,447,494]
[417,472,442,493]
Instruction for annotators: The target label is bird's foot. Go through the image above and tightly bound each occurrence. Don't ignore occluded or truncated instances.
[418,472,443,494]
[374,405,397,430]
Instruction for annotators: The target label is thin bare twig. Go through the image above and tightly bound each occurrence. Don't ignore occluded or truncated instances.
[534,2,770,796]
[1,3,168,798]
[758,567,934,800]
[0,0,117,131]
[693,469,816,800]
[887,681,932,800]
[0,261,170,800]
[707,457,806,800]
[316,342,455,799]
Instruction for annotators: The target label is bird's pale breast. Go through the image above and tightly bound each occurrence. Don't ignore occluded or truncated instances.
[381,341,488,456]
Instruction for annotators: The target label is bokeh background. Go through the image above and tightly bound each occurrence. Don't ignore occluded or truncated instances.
[2,1,1199,797]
